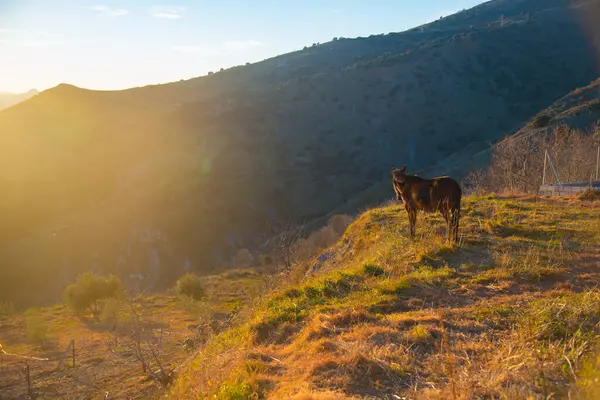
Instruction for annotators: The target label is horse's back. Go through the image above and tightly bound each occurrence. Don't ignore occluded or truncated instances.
[431,176,461,208]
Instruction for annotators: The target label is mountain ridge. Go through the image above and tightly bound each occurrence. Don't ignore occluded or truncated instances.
[0,88,38,110]
[2,0,600,306]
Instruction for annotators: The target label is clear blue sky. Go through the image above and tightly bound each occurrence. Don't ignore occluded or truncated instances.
[0,0,485,93]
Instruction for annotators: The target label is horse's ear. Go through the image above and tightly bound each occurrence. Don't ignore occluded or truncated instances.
[400,165,407,173]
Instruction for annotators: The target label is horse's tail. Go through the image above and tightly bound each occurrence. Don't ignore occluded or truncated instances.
[452,206,460,241]
[450,193,461,242]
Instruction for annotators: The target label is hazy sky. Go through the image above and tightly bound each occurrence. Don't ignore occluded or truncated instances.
[0,0,485,93]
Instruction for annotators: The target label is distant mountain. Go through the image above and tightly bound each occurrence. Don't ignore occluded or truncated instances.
[0,89,38,110]
[2,0,600,305]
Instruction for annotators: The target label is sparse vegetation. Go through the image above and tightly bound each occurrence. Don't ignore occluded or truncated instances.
[0,267,271,399]
[171,195,600,399]
[179,294,212,319]
[479,123,600,193]
[25,310,48,345]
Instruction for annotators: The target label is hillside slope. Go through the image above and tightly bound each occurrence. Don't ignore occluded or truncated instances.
[3,0,600,305]
[0,89,38,110]
[171,194,600,399]
[511,77,600,140]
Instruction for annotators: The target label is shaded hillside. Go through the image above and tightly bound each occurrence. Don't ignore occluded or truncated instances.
[456,77,600,194]
[170,195,600,399]
[512,77,600,140]
[0,89,38,110]
[2,0,600,305]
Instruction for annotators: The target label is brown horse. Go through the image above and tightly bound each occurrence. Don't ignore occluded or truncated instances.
[391,165,461,243]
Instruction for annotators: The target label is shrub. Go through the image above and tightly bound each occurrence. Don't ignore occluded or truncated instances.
[532,114,551,128]
[176,273,206,300]
[233,248,254,268]
[484,124,600,193]
[64,273,124,314]
[363,263,385,277]
[214,376,260,399]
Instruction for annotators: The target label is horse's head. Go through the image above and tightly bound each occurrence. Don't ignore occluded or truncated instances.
[391,165,407,185]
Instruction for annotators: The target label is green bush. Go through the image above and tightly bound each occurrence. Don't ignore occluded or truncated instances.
[64,273,124,314]
[363,263,385,277]
[176,273,206,301]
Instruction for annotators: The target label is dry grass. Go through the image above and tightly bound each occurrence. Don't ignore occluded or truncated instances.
[170,195,600,399]
[0,296,191,399]
[0,268,269,399]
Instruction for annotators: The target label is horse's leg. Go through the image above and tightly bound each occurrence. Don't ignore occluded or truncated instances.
[410,209,418,238]
[406,207,417,237]
[451,207,460,243]
[441,207,451,242]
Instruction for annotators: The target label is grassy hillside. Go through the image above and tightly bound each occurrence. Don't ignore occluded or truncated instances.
[0,268,270,399]
[3,0,600,306]
[170,194,600,399]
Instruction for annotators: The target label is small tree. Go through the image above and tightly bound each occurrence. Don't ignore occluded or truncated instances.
[233,248,254,268]
[261,219,305,271]
[105,296,175,387]
[532,114,551,128]
[176,273,206,300]
[64,273,124,315]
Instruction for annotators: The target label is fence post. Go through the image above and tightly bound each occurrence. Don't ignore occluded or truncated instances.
[542,149,547,185]
[546,150,561,185]
[596,146,600,180]
[72,340,75,368]
[26,361,32,399]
